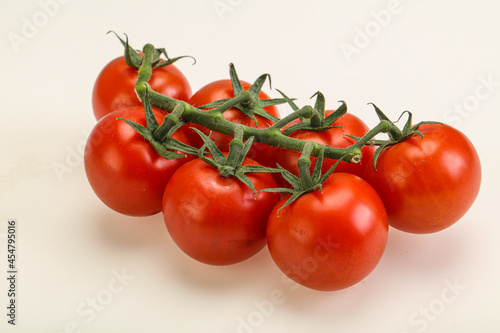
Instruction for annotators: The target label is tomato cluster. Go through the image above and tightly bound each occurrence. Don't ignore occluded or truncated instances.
[84,38,481,291]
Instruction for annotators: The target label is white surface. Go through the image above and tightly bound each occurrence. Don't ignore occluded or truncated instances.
[1,0,499,332]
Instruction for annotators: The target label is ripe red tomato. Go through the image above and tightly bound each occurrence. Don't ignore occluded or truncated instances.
[272,111,375,187]
[364,123,481,234]
[267,173,388,291]
[162,155,281,266]
[92,56,192,120]
[84,106,193,216]
[186,79,280,164]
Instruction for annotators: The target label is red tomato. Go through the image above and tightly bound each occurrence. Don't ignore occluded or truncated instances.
[84,106,193,216]
[186,79,280,164]
[162,155,281,265]
[92,56,192,120]
[267,173,388,291]
[272,111,375,187]
[364,123,481,234]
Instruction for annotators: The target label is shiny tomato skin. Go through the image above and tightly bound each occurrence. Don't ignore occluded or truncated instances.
[162,156,281,266]
[364,123,481,234]
[186,79,280,164]
[84,106,193,216]
[267,173,388,291]
[272,111,375,187]
[92,56,192,120]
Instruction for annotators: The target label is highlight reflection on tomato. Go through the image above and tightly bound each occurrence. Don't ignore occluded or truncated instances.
[364,123,481,234]
[271,111,375,187]
[267,173,388,291]
[92,56,192,120]
[84,106,193,216]
[162,154,281,265]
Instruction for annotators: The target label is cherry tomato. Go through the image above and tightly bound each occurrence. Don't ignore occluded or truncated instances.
[267,173,388,291]
[162,155,281,266]
[272,111,375,187]
[84,106,193,216]
[186,79,280,164]
[92,56,192,120]
[364,123,481,234]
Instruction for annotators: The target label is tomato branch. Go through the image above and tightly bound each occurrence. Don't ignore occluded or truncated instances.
[133,43,404,164]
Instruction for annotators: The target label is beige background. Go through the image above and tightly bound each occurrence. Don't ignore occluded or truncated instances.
[1,0,499,332]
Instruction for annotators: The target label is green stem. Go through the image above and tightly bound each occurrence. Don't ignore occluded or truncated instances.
[297,143,314,189]
[153,104,184,142]
[350,120,402,151]
[309,108,323,128]
[154,115,177,141]
[135,44,156,100]
[222,126,245,176]
[207,90,253,114]
[133,50,397,164]
[269,107,312,131]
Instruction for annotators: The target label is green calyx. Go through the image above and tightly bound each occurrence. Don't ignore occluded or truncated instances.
[347,103,442,170]
[260,142,346,215]
[278,90,347,136]
[118,86,199,160]
[108,31,196,70]
[196,63,287,125]
[193,126,280,194]
[130,40,439,166]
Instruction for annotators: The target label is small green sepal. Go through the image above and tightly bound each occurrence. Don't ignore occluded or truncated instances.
[118,87,198,160]
[258,142,348,215]
[108,31,196,70]
[279,91,349,136]
[357,104,445,170]
[192,126,281,194]
[196,64,289,125]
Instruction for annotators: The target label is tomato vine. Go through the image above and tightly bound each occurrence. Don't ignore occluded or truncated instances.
[85,32,482,291]
[132,42,405,164]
